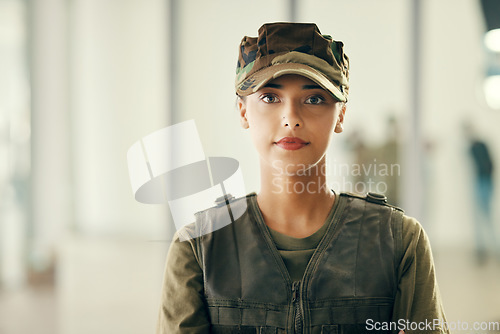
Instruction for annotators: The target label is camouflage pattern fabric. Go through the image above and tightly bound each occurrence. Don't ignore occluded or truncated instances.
[235,22,350,102]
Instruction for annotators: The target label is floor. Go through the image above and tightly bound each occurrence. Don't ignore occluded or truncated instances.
[0,236,169,334]
[433,246,500,332]
[0,239,499,334]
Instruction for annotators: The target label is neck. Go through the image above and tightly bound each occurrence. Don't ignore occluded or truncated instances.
[256,157,335,238]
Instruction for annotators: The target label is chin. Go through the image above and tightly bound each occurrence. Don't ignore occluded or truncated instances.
[266,157,326,177]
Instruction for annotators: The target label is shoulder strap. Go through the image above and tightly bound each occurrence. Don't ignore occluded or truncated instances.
[339,191,405,288]
[390,207,404,285]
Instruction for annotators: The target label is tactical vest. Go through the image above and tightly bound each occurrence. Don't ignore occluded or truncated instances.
[186,193,404,334]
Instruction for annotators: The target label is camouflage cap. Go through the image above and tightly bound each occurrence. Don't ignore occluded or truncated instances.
[235,22,350,102]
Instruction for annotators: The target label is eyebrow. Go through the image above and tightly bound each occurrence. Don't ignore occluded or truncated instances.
[263,83,282,89]
[302,84,323,90]
[262,83,324,90]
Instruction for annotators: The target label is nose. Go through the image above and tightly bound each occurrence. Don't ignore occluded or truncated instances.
[281,102,302,128]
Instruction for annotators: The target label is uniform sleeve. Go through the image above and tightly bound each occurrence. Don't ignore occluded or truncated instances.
[156,233,210,334]
[391,216,449,334]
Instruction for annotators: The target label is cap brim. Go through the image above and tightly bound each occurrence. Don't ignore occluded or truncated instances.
[236,63,346,102]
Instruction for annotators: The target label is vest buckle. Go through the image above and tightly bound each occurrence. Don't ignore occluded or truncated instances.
[214,193,235,207]
[366,192,388,204]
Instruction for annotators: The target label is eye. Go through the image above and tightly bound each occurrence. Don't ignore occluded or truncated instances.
[260,94,280,104]
[305,95,326,105]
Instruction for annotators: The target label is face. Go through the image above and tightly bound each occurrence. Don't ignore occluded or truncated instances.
[238,74,346,175]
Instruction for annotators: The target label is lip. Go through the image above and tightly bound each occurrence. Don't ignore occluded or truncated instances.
[275,137,309,150]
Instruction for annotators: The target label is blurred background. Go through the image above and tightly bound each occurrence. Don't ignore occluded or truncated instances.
[1,0,500,333]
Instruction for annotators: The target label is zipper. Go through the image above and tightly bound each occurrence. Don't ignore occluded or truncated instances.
[292,281,303,333]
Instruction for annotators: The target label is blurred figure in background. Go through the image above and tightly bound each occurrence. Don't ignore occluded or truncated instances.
[463,121,498,264]
[421,136,437,227]
[378,115,400,206]
[347,128,371,189]
[347,115,401,206]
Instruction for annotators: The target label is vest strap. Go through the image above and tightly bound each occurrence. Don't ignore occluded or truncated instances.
[309,302,393,325]
[208,306,288,328]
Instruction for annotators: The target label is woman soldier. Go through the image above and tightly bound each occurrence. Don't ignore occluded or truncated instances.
[157,22,448,334]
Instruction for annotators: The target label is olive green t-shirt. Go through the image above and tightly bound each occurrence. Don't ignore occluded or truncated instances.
[267,215,330,282]
[156,195,449,334]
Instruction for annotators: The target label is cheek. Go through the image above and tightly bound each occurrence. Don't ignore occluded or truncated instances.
[246,106,275,142]
[311,115,336,145]
[315,114,336,132]
[245,113,265,141]
[248,119,272,146]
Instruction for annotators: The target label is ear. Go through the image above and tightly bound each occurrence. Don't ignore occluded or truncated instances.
[334,103,346,133]
[238,97,249,129]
